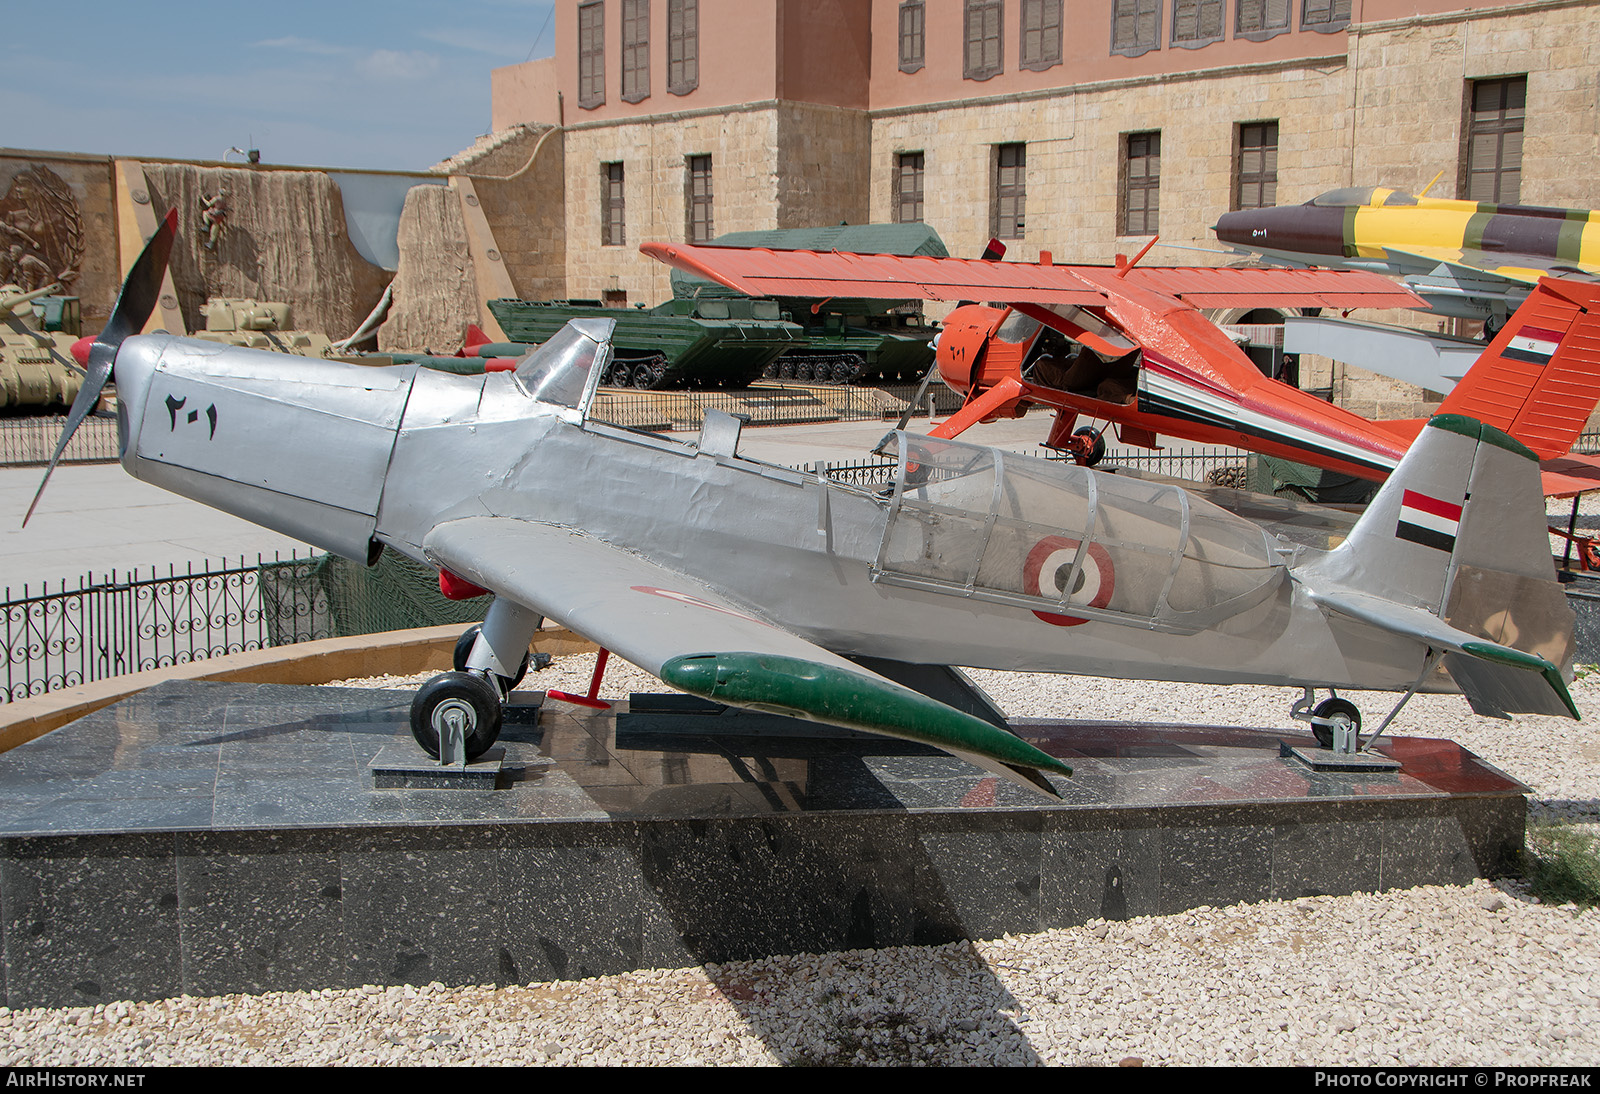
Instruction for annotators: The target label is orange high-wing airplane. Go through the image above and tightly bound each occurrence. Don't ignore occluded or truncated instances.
[641,241,1600,497]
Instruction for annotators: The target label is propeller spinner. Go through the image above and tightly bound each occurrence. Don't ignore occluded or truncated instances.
[23,209,177,527]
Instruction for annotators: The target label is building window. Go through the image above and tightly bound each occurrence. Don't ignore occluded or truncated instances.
[1020,0,1062,71]
[1463,77,1526,204]
[899,1,926,73]
[965,1,1003,81]
[994,143,1026,239]
[687,155,714,242]
[895,152,925,223]
[1234,0,1289,41]
[668,0,699,95]
[1111,0,1161,58]
[603,162,626,246]
[1121,132,1160,236]
[622,0,650,103]
[1171,0,1223,48]
[1300,0,1351,32]
[578,2,605,110]
[1234,122,1279,210]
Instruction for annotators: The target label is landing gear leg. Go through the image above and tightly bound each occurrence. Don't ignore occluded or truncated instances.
[1290,650,1445,753]
[408,599,543,763]
[462,599,543,694]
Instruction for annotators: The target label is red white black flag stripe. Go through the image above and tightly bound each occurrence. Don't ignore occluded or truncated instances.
[1396,489,1463,552]
[1503,325,1563,366]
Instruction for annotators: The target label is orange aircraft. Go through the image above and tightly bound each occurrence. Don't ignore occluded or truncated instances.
[641,240,1600,497]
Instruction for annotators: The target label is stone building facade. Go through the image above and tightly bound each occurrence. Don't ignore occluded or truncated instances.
[490,0,1600,321]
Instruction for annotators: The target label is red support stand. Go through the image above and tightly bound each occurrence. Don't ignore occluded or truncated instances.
[547,648,612,709]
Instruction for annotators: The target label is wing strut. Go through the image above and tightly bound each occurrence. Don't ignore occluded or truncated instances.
[548,648,613,709]
[929,375,1030,441]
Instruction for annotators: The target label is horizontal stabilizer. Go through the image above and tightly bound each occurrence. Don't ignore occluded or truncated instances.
[1309,585,1577,719]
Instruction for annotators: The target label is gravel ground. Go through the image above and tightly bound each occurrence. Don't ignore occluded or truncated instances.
[3,655,1597,1067]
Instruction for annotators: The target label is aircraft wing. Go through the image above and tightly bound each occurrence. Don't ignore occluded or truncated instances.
[641,242,1425,310]
[1379,244,1600,287]
[422,516,1072,795]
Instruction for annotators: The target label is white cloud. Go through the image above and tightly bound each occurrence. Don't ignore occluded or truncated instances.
[253,36,350,56]
[417,28,530,60]
[356,49,442,81]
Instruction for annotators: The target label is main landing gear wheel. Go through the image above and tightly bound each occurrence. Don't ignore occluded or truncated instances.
[1072,427,1106,467]
[1310,697,1361,750]
[409,671,504,760]
[453,624,530,690]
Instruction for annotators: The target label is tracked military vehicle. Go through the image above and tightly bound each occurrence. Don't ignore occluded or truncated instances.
[669,223,947,383]
[191,298,346,358]
[0,283,84,409]
[487,295,799,389]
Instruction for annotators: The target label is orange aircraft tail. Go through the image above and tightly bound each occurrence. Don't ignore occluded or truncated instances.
[1425,278,1600,460]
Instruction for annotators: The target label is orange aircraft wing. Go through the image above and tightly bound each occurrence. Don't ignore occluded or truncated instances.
[640,243,1108,306]
[641,242,1425,310]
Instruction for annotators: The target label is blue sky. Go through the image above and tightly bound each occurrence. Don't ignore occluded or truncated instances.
[2,0,556,171]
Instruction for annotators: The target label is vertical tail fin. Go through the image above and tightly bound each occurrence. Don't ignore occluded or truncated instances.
[1304,415,1577,718]
[1437,277,1600,459]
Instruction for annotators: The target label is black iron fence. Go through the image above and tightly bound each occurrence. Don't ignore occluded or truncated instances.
[2,555,330,704]
[0,414,119,466]
[590,380,962,432]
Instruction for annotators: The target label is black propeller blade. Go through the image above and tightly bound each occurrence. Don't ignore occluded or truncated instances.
[24,209,177,527]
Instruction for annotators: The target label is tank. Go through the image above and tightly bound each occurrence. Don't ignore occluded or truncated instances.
[190,298,347,358]
[0,283,85,409]
[670,223,946,383]
[487,296,800,389]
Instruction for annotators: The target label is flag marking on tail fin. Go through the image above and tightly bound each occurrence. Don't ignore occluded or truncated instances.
[1397,489,1464,552]
[1504,326,1563,365]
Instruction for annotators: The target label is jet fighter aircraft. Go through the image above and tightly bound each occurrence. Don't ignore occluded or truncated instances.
[26,213,1579,798]
[642,241,1600,497]
[1214,186,1600,328]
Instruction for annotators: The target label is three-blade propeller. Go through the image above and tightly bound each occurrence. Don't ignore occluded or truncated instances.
[23,209,177,527]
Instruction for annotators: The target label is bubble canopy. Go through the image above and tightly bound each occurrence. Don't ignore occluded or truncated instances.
[873,432,1284,632]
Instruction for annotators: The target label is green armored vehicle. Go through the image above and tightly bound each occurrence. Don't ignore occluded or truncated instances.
[0,283,84,409]
[669,223,947,383]
[487,295,799,389]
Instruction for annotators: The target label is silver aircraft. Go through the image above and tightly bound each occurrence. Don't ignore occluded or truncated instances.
[27,214,1580,796]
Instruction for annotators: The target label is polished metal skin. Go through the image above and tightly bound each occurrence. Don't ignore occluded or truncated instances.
[29,214,1580,796]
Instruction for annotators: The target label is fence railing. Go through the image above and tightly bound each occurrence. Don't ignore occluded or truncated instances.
[0,383,968,467]
[0,415,119,466]
[2,555,333,704]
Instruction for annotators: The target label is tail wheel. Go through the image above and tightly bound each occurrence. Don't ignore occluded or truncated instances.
[1310,697,1361,750]
[409,671,503,760]
[452,624,530,691]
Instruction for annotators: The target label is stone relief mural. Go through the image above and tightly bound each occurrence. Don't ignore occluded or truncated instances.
[0,164,84,291]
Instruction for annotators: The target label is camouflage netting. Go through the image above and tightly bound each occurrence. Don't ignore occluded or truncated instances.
[258,551,491,646]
